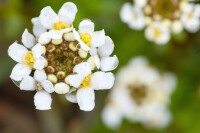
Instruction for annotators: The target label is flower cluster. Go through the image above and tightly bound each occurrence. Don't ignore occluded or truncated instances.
[102,57,176,129]
[8,2,118,111]
[120,0,200,44]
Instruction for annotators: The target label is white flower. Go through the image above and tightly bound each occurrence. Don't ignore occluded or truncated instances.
[181,4,200,33]
[8,29,46,81]
[66,62,115,111]
[102,57,176,129]
[19,70,54,110]
[34,2,78,39]
[145,22,170,45]
[120,3,145,30]
[73,19,105,51]
[134,0,147,8]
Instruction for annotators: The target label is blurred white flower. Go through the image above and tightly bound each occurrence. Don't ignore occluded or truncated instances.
[8,29,46,81]
[120,3,145,30]
[102,57,176,129]
[32,2,77,39]
[8,2,118,111]
[145,22,170,45]
[73,19,105,51]
[66,62,115,111]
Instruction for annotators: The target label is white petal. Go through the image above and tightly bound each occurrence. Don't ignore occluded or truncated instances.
[22,29,36,49]
[38,32,51,45]
[31,17,47,37]
[20,76,36,91]
[32,43,44,58]
[33,56,46,70]
[77,88,95,111]
[54,82,70,94]
[65,88,77,103]
[39,6,59,29]
[34,90,52,110]
[48,30,63,39]
[73,29,90,51]
[41,80,54,93]
[73,62,91,75]
[58,2,78,24]
[89,47,97,55]
[87,55,100,70]
[91,72,115,90]
[135,0,147,7]
[98,36,114,57]
[120,3,133,23]
[100,56,119,71]
[79,19,94,34]
[34,69,47,82]
[10,63,32,81]
[8,42,28,62]
[91,30,105,47]
[67,74,85,88]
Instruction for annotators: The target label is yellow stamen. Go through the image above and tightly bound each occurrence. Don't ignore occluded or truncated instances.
[23,51,35,68]
[80,74,92,88]
[53,21,70,30]
[80,32,92,46]
[153,27,162,38]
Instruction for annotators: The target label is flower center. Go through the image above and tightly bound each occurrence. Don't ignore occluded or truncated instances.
[147,0,180,20]
[80,74,92,88]
[80,32,92,46]
[128,84,148,105]
[153,27,162,39]
[23,51,35,68]
[53,21,70,30]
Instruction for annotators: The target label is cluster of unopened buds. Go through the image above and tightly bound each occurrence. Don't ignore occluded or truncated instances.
[120,0,200,44]
[8,2,118,111]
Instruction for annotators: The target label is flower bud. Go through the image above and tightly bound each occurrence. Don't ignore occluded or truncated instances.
[69,42,78,51]
[47,74,58,84]
[64,32,76,41]
[52,38,63,45]
[78,49,88,58]
[55,82,70,94]
[57,71,66,80]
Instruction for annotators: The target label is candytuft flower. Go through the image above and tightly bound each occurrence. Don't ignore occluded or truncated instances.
[8,2,118,111]
[120,0,200,44]
[102,57,176,129]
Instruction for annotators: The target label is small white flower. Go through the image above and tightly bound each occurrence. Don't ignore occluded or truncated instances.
[102,57,176,129]
[19,70,54,110]
[66,62,115,111]
[34,2,78,39]
[8,29,46,81]
[73,19,105,51]
[181,4,200,33]
[145,22,170,45]
[120,3,145,30]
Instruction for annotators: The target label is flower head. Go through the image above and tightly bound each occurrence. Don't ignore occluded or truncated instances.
[102,57,176,129]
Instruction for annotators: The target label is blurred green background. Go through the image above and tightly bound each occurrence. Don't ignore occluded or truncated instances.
[0,0,200,133]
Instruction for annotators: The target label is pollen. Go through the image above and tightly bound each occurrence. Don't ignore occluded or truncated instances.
[53,21,70,30]
[80,32,92,46]
[153,27,162,38]
[23,51,35,68]
[80,74,92,88]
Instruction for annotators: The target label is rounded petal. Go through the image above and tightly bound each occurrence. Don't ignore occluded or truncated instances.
[100,56,119,72]
[135,0,147,7]
[31,17,47,37]
[34,90,52,110]
[34,69,47,83]
[91,30,105,47]
[8,42,28,62]
[22,29,36,49]
[73,62,91,75]
[77,88,95,111]
[32,43,44,58]
[120,3,133,23]
[98,36,114,57]
[65,88,77,103]
[10,63,32,81]
[38,32,51,45]
[48,30,63,40]
[33,56,46,70]
[79,19,94,34]
[91,72,115,90]
[41,80,54,93]
[66,74,85,88]
[39,6,59,29]
[89,47,97,56]
[20,76,36,91]
[58,2,78,24]
[87,55,100,70]
[55,82,70,94]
